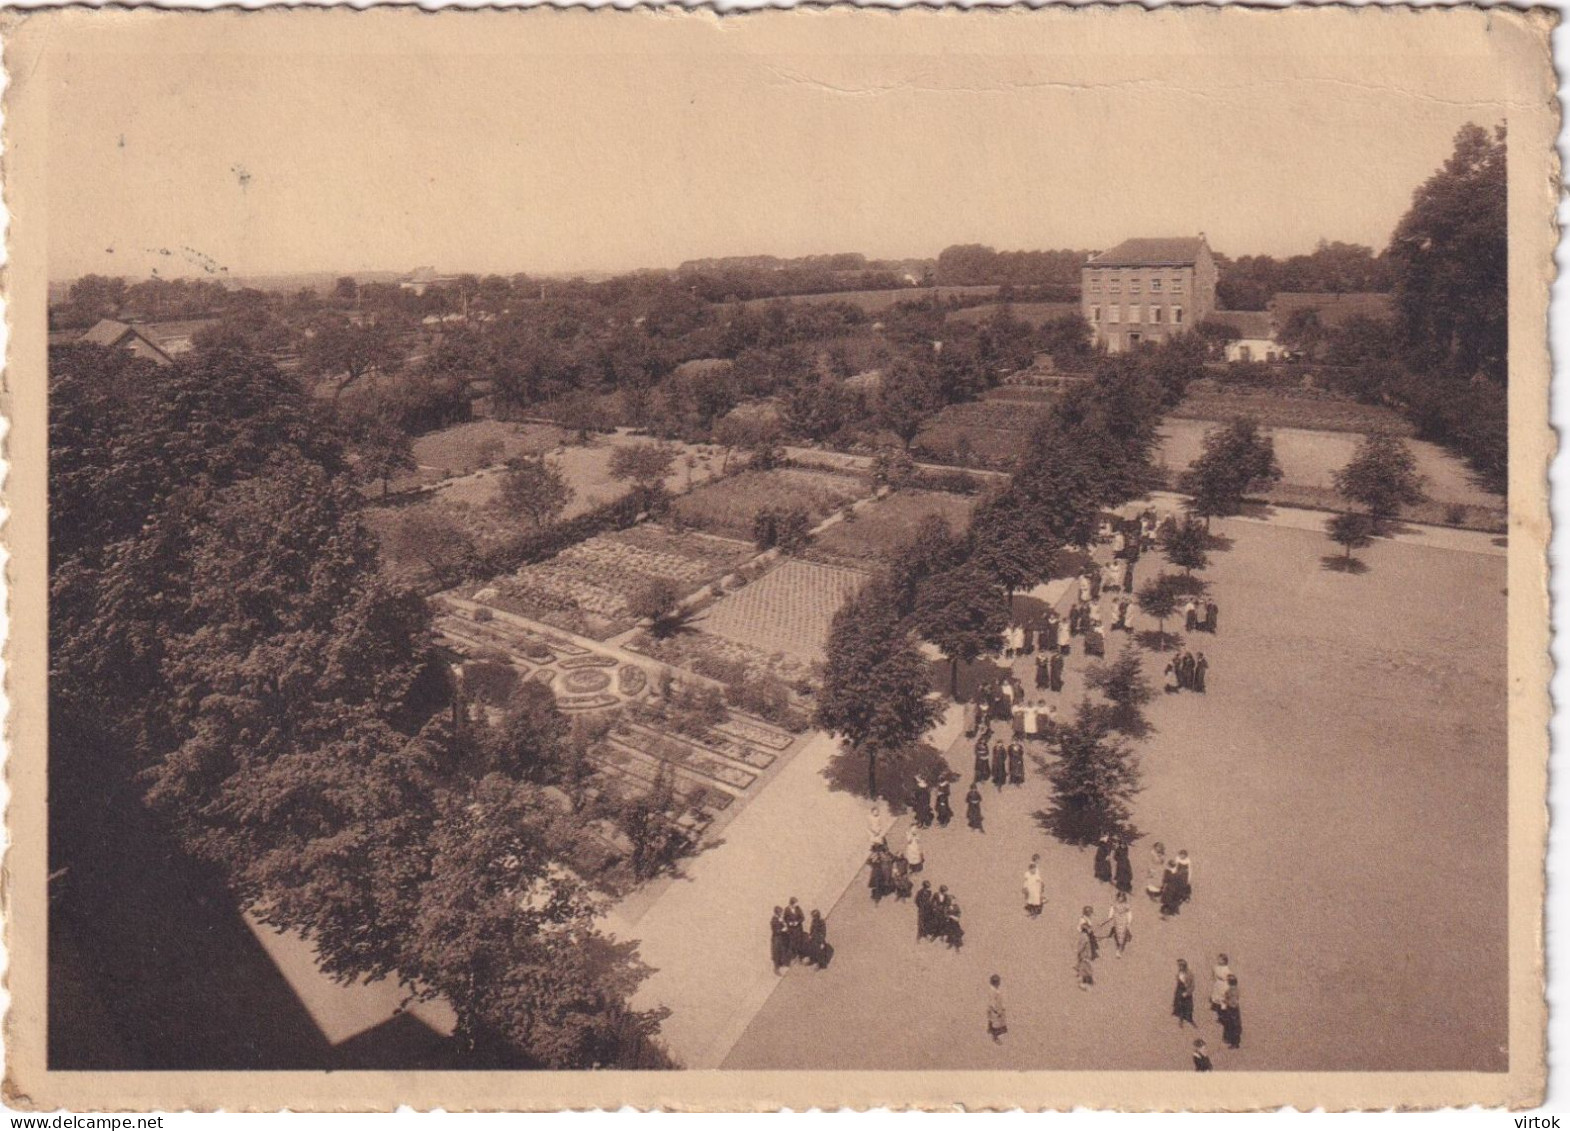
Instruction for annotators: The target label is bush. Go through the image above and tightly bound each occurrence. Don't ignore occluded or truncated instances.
[723,672,811,731]
[910,467,985,495]
[464,659,520,706]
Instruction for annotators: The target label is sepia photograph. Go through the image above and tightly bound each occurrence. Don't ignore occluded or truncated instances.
[3,5,1554,1111]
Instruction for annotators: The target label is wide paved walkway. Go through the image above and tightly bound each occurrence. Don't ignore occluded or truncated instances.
[607,709,964,1068]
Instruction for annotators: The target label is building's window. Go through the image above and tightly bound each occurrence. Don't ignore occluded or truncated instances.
[1151,278,1163,292]
[1128,305,1142,324]
[1129,277,1142,294]
[1150,306,1163,324]
[1171,277,1185,293]
[1089,276,1102,292]
[1108,278,1122,294]
[1108,306,1121,323]
[1091,305,1101,323]
[1173,306,1184,324]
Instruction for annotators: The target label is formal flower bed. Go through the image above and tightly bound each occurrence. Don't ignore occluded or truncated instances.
[561,668,613,695]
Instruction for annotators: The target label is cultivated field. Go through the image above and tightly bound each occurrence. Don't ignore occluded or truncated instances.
[946,301,1083,327]
[671,467,869,541]
[1172,384,1411,436]
[807,489,979,567]
[482,524,756,640]
[695,558,869,665]
[719,285,999,316]
[912,392,1054,469]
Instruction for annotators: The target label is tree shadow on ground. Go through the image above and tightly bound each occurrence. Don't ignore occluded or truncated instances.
[1203,530,1236,554]
[1135,629,1183,653]
[1492,536,1508,549]
[820,740,953,814]
[1319,554,1370,575]
[1053,547,1095,578]
[933,656,1011,702]
[1030,803,1139,849]
[1237,500,1276,522]
[1376,519,1421,539]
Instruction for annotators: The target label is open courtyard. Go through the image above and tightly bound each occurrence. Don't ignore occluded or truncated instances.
[718,510,1507,1071]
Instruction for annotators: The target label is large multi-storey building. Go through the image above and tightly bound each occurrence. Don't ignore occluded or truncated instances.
[1081,235,1218,353]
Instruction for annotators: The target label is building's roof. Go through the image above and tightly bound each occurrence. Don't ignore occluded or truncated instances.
[80,318,135,347]
[1089,237,1209,269]
[1268,291,1394,329]
[1215,310,1276,340]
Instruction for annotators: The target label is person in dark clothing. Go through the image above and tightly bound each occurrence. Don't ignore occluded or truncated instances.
[1179,651,1197,691]
[912,779,934,828]
[973,741,992,784]
[1194,653,1209,693]
[966,784,985,832]
[938,886,964,949]
[1219,975,1243,1048]
[891,854,913,901]
[915,881,935,942]
[770,907,790,975]
[1174,850,1193,907]
[1159,859,1184,918]
[1050,650,1065,692]
[1192,1039,1213,1072]
[935,778,954,827]
[1113,839,1134,894]
[1173,959,1197,1028]
[1093,834,1114,884]
[868,847,890,903]
[784,897,807,960]
[1205,600,1219,634]
[1007,742,1025,786]
[807,910,832,969]
[991,742,1008,791]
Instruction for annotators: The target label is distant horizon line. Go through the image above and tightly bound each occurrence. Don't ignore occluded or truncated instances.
[48,234,1394,289]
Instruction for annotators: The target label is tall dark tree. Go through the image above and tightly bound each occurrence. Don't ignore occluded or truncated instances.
[1387,122,1507,384]
[1084,646,1156,738]
[1325,511,1377,569]
[497,455,574,530]
[876,359,945,449]
[1332,432,1426,528]
[968,487,1060,608]
[1160,515,1211,576]
[1041,699,1143,845]
[913,563,1009,697]
[1179,417,1283,526]
[817,580,942,798]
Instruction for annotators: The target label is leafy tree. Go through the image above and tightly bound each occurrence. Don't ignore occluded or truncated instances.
[355,418,417,496]
[752,506,811,554]
[913,563,1009,697]
[885,513,962,616]
[969,487,1060,607]
[876,359,944,449]
[1041,699,1143,845]
[1160,515,1211,576]
[1084,646,1156,738]
[497,456,574,530]
[556,389,603,444]
[817,580,942,799]
[713,411,782,473]
[607,442,678,504]
[1332,432,1426,527]
[1135,572,1186,650]
[1387,122,1507,384]
[782,377,852,443]
[301,318,403,402]
[1180,416,1283,527]
[388,508,479,588]
[1325,511,1377,567]
[628,577,687,635]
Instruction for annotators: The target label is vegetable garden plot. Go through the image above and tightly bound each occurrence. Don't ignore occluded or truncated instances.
[670,468,869,540]
[696,558,869,665]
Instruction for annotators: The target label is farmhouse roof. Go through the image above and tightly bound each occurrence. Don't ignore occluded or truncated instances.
[1090,237,1209,268]
[81,318,135,347]
[1268,291,1394,329]
[1216,310,1276,340]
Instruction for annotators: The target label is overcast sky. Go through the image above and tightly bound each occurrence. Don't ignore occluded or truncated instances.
[36,8,1515,282]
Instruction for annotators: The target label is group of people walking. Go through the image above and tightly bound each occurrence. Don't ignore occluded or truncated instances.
[1162,650,1209,695]
[1173,954,1244,1063]
[1142,840,1194,918]
[769,898,831,973]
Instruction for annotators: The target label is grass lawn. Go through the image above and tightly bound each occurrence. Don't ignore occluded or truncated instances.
[1157,418,1506,529]
[722,515,1506,1070]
